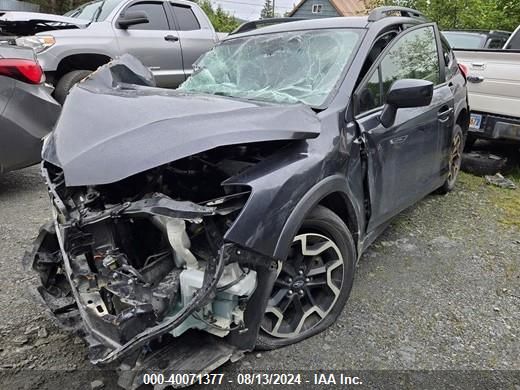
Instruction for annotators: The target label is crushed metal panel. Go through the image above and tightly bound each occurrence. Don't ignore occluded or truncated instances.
[42,55,320,186]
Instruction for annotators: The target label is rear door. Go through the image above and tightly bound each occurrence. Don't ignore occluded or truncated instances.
[114,0,184,87]
[355,24,453,232]
[167,1,216,78]
[454,49,520,118]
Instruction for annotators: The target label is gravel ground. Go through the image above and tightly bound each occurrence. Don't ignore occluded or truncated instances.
[0,166,519,389]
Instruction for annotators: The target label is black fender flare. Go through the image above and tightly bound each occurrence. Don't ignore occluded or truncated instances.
[273,174,362,261]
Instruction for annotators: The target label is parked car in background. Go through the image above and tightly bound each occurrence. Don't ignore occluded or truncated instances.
[454,25,520,148]
[26,7,468,386]
[443,30,511,49]
[0,0,218,103]
[0,45,60,174]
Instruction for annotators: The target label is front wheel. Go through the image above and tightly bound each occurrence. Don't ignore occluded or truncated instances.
[54,70,92,104]
[438,124,464,194]
[256,206,356,350]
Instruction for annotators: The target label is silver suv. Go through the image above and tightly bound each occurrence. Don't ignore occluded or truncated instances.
[0,0,218,102]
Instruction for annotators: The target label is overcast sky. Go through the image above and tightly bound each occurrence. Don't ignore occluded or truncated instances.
[211,0,298,21]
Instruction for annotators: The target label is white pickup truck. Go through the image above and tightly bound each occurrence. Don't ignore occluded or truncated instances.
[454,25,520,148]
[0,0,219,103]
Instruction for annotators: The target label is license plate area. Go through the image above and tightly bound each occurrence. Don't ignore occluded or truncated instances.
[469,113,483,131]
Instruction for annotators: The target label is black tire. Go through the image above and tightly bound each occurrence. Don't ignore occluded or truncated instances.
[438,124,464,194]
[461,151,508,176]
[54,70,92,104]
[256,205,356,350]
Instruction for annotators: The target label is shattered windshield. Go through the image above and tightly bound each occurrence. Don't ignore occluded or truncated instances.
[179,29,362,106]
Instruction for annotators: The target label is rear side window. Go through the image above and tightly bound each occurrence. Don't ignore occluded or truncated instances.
[126,2,169,30]
[171,4,200,31]
[357,26,440,113]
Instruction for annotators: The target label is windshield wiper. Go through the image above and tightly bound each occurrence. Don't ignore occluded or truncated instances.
[90,0,106,24]
[213,91,234,97]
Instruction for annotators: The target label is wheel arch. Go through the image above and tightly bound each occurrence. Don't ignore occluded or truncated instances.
[456,107,470,133]
[273,175,362,261]
[55,53,112,82]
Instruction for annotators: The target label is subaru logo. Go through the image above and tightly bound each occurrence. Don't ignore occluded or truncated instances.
[293,279,304,289]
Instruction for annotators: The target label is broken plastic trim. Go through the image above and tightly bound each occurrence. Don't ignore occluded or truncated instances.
[77,193,217,227]
[55,207,230,364]
[93,244,228,364]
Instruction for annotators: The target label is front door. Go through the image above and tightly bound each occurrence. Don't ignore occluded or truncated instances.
[354,25,452,232]
[114,1,185,87]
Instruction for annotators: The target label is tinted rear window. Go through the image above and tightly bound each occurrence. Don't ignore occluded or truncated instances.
[172,5,200,31]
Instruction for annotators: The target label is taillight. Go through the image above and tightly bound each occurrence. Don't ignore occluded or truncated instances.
[0,59,44,84]
[458,63,469,79]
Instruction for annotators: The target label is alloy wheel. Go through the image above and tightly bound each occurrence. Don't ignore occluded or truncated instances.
[448,132,462,184]
[261,233,345,339]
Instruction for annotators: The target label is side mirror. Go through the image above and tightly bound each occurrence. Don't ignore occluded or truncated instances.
[117,11,149,29]
[380,79,434,128]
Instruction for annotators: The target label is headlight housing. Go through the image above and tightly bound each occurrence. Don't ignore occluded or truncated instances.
[15,36,55,53]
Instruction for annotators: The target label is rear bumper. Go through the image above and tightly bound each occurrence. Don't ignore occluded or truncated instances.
[0,79,60,173]
[468,111,520,142]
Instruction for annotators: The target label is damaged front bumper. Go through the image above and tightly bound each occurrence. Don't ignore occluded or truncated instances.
[25,164,278,387]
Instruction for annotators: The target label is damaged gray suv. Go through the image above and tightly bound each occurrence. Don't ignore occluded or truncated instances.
[26,7,468,387]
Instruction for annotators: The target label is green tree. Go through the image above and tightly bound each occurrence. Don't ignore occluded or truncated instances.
[25,0,91,14]
[376,0,519,31]
[196,0,240,32]
[261,0,274,19]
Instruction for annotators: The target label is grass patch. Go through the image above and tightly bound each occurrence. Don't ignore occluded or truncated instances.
[458,172,485,191]
[490,168,520,228]
[490,190,520,228]
[506,166,520,182]
[458,170,520,228]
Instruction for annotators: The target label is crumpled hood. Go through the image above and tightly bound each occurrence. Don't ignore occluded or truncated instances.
[43,55,320,186]
[0,12,88,35]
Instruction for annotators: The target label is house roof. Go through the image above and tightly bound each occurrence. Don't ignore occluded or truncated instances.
[289,0,367,17]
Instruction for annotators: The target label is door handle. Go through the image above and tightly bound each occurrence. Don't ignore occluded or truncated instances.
[438,106,453,123]
[164,35,179,42]
[467,75,484,83]
[389,135,408,145]
[438,107,452,115]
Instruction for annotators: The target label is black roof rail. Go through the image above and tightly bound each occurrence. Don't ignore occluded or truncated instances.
[368,6,427,22]
[229,18,306,35]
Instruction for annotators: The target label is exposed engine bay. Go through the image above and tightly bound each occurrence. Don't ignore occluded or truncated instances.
[26,142,287,386]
